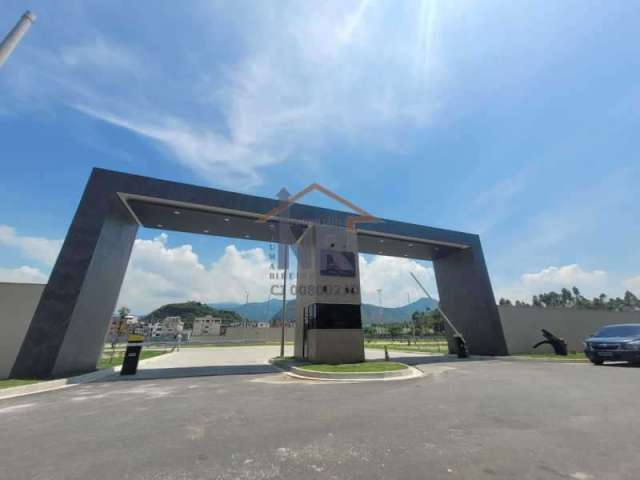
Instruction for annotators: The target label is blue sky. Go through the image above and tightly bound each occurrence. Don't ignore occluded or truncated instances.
[1,1,639,313]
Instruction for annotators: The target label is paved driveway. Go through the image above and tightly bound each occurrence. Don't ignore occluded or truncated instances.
[131,345,434,380]
[1,347,638,480]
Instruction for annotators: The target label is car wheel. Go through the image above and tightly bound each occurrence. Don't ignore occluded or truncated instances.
[590,358,604,365]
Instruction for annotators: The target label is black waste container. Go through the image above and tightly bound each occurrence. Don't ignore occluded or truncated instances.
[454,335,468,358]
[120,334,144,375]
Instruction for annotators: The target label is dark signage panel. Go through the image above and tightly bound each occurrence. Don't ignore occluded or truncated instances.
[320,250,356,277]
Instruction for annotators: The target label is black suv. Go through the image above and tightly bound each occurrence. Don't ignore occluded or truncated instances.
[584,324,640,365]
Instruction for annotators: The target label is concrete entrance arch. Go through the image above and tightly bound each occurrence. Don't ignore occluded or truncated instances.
[11,168,508,379]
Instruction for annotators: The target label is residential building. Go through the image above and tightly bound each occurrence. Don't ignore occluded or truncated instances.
[162,316,184,335]
[193,315,222,336]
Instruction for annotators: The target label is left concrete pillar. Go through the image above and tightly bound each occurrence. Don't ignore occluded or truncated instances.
[11,171,138,378]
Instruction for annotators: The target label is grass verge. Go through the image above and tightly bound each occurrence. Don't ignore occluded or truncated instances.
[0,378,42,390]
[98,349,169,369]
[297,361,408,373]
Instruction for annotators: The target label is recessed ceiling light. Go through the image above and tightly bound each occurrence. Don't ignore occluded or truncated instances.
[224,218,231,222]
[244,234,251,239]
[404,254,409,257]
[378,251,383,254]
[157,224,163,228]
[203,229,209,234]
[173,210,180,215]
[408,243,414,248]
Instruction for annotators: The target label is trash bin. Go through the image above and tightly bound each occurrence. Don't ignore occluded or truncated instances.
[120,334,144,375]
[454,335,468,358]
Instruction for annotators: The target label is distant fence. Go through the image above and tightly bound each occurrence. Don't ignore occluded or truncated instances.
[498,306,640,354]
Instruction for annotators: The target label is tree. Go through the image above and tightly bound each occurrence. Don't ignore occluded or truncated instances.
[624,290,639,309]
[425,311,445,335]
[560,288,574,307]
[118,306,130,319]
[387,324,403,339]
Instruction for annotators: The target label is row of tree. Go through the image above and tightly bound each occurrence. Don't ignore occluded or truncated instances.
[363,310,446,338]
[499,287,640,311]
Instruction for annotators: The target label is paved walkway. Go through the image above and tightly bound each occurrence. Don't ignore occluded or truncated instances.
[125,345,438,380]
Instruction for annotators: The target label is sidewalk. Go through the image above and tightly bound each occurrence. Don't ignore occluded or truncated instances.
[0,350,177,401]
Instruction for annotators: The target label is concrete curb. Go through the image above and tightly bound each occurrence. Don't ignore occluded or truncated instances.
[287,364,423,382]
[0,350,177,401]
[501,355,589,364]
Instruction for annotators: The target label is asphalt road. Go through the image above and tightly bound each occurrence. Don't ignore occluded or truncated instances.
[1,348,638,480]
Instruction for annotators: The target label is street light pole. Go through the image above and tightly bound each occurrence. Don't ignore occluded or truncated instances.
[280,246,289,358]
[244,290,249,328]
[0,11,36,68]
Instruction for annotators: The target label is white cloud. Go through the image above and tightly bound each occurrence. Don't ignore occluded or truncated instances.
[61,38,140,72]
[358,254,435,307]
[3,2,449,189]
[118,234,274,314]
[115,233,437,314]
[467,169,530,234]
[0,225,62,267]
[72,0,445,188]
[74,106,276,188]
[623,276,640,295]
[0,266,48,284]
[496,264,609,302]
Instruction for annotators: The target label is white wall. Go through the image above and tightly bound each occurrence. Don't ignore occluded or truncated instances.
[188,327,294,343]
[499,306,640,354]
[0,282,45,379]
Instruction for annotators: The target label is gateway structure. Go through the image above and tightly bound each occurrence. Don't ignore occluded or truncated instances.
[10,168,508,379]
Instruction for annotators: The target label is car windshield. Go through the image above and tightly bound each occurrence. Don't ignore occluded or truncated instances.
[594,325,640,338]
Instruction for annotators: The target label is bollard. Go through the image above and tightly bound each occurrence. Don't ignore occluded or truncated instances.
[120,334,144,375]
[384,345,390,361]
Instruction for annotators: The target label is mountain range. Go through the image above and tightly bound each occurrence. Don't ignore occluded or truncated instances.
[208,297,438,325]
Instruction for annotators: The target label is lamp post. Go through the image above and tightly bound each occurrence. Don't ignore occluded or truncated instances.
[0,11,36,68]
[280,245,289,358]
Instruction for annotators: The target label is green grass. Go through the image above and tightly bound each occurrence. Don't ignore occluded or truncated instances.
[0,378,42,390]
[365,338,449,354]
[297,361,408,373]
[97,349,169,369]
[515,352,588,361]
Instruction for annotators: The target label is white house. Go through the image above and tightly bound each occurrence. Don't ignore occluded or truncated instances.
[193,315,222,336]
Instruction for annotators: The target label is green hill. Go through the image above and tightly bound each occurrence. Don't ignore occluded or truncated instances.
[143,301,244,329]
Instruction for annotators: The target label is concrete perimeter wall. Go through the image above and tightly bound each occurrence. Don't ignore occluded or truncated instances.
[499,306,640,354]
[192,327,294,343]
[0,283,45,379]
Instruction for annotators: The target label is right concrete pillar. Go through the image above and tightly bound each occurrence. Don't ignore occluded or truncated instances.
[433,237,509,356]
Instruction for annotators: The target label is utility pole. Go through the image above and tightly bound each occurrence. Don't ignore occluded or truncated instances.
[276,187,291,359]
[377,288,383,325]
[280,246,289,358]
[244,290,249,328]
[0,11,36,68]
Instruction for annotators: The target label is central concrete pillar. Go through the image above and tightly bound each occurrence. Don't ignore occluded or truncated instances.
[294,225,364,364]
